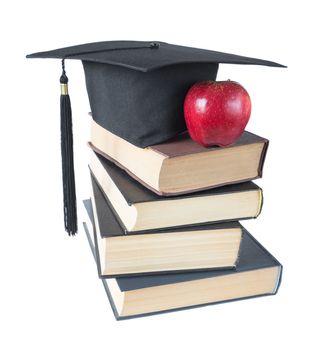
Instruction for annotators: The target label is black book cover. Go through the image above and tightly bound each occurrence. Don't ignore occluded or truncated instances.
[84,198,242,277]
[83,221,282,320]
[89,176,244,238]
[89,163,263,234]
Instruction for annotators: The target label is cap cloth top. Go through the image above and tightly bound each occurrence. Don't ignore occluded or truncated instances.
[27,40,284,147]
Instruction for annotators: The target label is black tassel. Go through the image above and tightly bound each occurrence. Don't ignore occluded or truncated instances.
[60,59,77,236]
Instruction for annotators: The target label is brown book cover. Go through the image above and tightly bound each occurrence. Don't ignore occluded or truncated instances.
[149,130,268,158]
[89,128,269,196]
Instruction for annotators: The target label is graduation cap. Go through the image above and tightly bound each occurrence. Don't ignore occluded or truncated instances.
[26,40,285,236]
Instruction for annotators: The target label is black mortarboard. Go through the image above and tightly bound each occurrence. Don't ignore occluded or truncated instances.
[27,40,285,235]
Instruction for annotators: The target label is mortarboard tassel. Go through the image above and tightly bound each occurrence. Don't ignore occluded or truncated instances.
[60,59,77,236]
[57,45,158,236]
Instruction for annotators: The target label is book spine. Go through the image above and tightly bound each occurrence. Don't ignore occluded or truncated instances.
[258,139,269,178]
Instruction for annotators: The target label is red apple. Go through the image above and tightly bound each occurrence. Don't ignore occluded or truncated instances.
[184,80,251,147]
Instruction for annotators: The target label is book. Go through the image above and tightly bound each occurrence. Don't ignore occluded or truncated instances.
[89,151,263,232]
[89,119,268,196]
[83,221,282,320]
[84,179,243,276]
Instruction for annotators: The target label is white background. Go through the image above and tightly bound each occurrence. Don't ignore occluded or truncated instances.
[1,1,328,349]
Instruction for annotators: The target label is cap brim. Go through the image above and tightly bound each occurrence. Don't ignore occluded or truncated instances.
[26,41,286,72]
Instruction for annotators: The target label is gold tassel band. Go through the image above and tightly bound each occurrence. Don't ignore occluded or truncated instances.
[61,83,68,95]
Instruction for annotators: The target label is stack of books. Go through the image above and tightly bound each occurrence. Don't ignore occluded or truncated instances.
[83,119,282,320]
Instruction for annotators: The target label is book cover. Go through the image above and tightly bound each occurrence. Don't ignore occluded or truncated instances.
[83,221,282,320]
[89,122,269,196]
[84,194,243,277]
[89,175,249,237]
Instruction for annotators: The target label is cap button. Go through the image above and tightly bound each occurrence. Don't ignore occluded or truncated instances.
[150,42,160,49]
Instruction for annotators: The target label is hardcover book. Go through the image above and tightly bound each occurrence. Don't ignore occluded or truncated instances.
[84,179,242,276]
[89,151,263,232]
[89,119,268,196]
[83,221,282,320]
